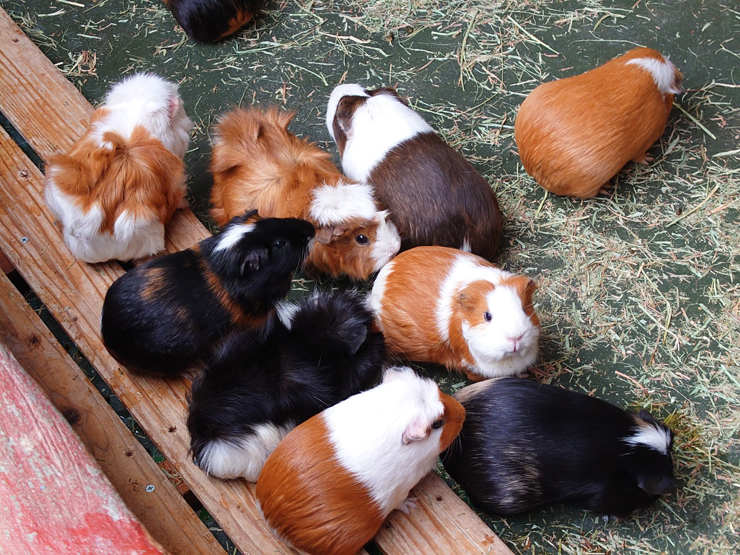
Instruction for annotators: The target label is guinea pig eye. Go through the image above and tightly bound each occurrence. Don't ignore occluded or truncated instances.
[484,311,492,322]
[355,234,369,245]
[273,239,287,249]
[431,418,445,430]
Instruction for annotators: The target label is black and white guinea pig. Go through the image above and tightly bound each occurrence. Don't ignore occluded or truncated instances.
[187,290,385,481]
[326,84,503,261]
[442,378,676,518]
[101,210,314,376]
[163,0,263,43]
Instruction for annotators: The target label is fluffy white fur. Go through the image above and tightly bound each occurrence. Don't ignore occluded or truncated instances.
[214,222,255,252]
[325,84,369,140]
[197,422,295,481]
[625,57,682,95]
[309,180,379,225]
[326,86,434,181]
[370,212,401,271]
[275,300,300,330]
[367,259,394,330]
[624,422,673,455]
[322,367,444,516]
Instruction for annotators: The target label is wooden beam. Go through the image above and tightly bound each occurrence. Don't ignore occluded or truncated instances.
[0,273,226,555]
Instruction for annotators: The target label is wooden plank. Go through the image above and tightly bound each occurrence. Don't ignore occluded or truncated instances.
[0,248,13,273]
[0,273,226,555]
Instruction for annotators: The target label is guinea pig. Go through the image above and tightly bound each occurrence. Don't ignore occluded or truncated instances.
[163,0,263,43]
[514,47,683,198]
[442,378,676,518]
[368,246,539,380]
[326,84,503,261]
[44,72,193,264]
[209,106,401,280]
[256,366,465,555]
[187,290,385,481]
[101,210,314,376]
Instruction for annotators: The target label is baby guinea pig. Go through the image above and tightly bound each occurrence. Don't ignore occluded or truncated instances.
[326,84,503,262]
[209,106,400,281]
[101,210,314,376]
[369,246,539,380]
[256,366,465,555]
[442,378,676,518]
[163,0,263,43]
[187,290,385,481]
[515,47,683,198]
[44,73,193,263]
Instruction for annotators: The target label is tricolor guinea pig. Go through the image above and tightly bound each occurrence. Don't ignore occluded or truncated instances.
[442,378,676,517]
[101,210,314,376]
[326,84,503,261]
[187,290,385,481]
[209,106,400,280]
[44,73,193,263]
[163,0,263,43]
[514,47,683,198]
[368,246,539,380]
[256,366,465,555]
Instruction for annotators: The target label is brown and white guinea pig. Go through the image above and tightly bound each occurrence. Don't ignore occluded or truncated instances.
[44,73,192,264]
[187,290,385,481]
[326,84,503,262]
[101,210,314,377]
[514,47,683,198]
[368,246,539,381]
[256,366,465,555]
[442,378,676,518]
[163,0,263,43]
[209,106,401,280]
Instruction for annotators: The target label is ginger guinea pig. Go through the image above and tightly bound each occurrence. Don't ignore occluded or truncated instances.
[514,47,683,198]
[256,366,465,555]
[187,290,385,481]
[442,378,676,517]
[326,84,503,261]
[369,246,539,380]
[44,73,193,264]
[163,0,263,43]
[210,106,400,280]
[101,210,314,376]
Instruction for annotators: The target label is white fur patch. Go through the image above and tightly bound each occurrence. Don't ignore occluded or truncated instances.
[325,84,369,140]
[322,367,444,516]
[460,238,472,253]
[330,87,435,182]
[215,223,255,252]
[624,423,672,455]
[625,57,682,95]
[196,422,295,481]
[309,180,378,225]
[370,212,401,271]
[275,300,300,330]
[367,259,395,331]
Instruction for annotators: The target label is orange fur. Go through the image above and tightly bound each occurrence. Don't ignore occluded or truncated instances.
[256,414,383,555]
[515,47,683,198]
[438,390,467,451]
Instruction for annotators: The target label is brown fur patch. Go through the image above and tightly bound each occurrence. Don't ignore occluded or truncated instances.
[140,267,168,301]
[305,216,380,280]
[219,8,255,40]
[256,414,384,555]
[332,95,368,157]
[438,390,466,452]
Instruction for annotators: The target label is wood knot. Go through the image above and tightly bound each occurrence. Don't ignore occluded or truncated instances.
[168,426,177,433]
[27,334,40,349]
[125,449,134,457]
[62,407,81,425]
[19,170,29,178]
[436,495,443,502]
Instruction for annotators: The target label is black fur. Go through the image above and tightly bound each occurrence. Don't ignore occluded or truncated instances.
[164,0,263,43]
[187,290,385,475]
[441,378,675,517]
[101,211,314,376]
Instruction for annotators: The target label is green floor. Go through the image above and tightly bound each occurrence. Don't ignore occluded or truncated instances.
[2,0,738,553]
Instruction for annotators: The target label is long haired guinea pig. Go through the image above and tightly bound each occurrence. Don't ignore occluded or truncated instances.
[369,246,539,380]
[514,47,683,198]
[442,378,676,517]
[187,290,385,481]
[101,210,314,376]
[163,0,263,43]
[256,366,465,555]
[44,73,193,264]
[209,106,400,280]
[326,84,503,261]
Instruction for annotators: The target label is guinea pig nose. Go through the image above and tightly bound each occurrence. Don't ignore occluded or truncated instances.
[508,335,523,352]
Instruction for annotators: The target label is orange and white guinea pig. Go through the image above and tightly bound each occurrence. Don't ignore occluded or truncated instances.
[369,246,540,380]
[515,47,683,198]
[255,366,465,555]
[209,107,401,281]
[44,73,192,263]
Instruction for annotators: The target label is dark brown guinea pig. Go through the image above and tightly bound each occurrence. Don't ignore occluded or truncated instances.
[163,0,263,43]
[326,84,503,262]
[101,210,314,376]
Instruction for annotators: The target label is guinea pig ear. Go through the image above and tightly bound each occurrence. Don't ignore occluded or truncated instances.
[456,291,478,312]
[402,416,430,445]
[638,474,675,496]
[638,409,657,424]
[240,248,267,275]
[168,96,181,119]
[315,226,334,245]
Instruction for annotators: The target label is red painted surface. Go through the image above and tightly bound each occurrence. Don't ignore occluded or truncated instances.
[0,342,166,555]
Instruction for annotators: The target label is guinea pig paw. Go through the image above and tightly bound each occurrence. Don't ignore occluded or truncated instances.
[396,497,418,514]
[602,515,619,523]
[632,152,654,165]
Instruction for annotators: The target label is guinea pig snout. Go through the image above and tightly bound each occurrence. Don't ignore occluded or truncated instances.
[507,334,524,353]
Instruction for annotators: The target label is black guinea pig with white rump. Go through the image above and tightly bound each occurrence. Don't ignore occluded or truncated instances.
[163,0,263,43]
[101,210,314,376]
[187,290,385,481]
[326,84,503,261]
[441,378,676,518]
